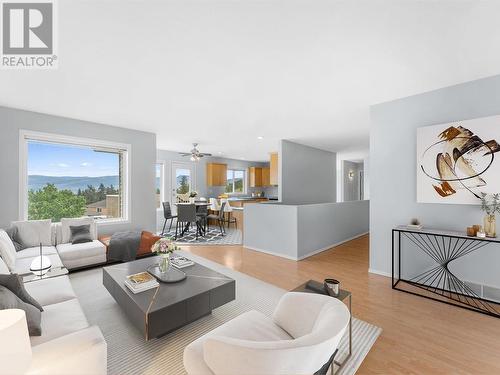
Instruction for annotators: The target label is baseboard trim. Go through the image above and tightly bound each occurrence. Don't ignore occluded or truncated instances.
[297,232,369,260]
[368,268,391,278]
[243,246,299,261]
[244,232,369,262]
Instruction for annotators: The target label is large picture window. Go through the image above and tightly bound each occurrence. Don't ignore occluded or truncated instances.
[225,169,245,194]
[20,131,130,223]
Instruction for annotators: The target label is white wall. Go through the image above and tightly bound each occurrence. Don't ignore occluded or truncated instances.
[342,160,363,201]
[370,74,500,284]
[0,106,157,235]
[280,140,336,204]
[336,149,369,202]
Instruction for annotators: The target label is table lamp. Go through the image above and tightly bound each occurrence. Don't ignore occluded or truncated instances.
[29,242,52,277]
[0,309,33,374]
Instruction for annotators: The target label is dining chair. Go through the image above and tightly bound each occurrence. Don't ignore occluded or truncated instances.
[161,202,177,235]
[209,198,220,213]
[206,202,226,236]
[196,204,208,234]
[176,204,202,240]
[220,199,237,229]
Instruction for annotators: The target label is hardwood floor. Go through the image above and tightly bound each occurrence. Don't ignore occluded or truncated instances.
[183,235,500,374]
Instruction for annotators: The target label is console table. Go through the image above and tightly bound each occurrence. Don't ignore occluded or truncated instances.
[392,226,500,318]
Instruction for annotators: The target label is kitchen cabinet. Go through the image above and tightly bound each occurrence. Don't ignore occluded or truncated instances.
[248,167,263,187]
[270,152,278,186]
[206,163,227,186]
[261,167,270,186]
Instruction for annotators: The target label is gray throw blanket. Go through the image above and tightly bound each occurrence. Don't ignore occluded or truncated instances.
[107,231,142,262]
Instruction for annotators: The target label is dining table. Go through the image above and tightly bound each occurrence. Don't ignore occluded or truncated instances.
[174,202,210,238]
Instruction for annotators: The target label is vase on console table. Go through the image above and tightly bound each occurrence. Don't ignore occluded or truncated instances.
[484,214,496,238]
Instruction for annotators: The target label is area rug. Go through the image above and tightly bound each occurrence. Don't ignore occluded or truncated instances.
[161,226,242,245]
[69,251,381,375]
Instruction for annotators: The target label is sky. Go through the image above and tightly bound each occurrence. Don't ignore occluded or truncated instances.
[28,141,119,177]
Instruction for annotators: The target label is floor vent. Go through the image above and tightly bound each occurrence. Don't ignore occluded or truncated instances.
[463,280,500,304]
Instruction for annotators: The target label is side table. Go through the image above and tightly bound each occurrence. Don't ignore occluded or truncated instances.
[292,280,352,374]
[22,266,69,283]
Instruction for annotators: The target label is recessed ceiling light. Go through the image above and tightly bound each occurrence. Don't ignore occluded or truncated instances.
[218,151,223,154]
[257,136,264,140]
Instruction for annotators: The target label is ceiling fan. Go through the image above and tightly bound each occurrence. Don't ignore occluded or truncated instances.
[179,143,212,161]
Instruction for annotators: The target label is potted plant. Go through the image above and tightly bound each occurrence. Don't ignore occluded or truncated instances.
[151,237,180,273]
[480,193,500,238]
[189,191,198,203]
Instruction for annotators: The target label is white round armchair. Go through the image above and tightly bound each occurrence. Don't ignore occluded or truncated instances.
[183,291,350,375]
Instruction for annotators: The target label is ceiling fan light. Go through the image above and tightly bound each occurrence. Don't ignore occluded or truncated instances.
[190,155,196,161]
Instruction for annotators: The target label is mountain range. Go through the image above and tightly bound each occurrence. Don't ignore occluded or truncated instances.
[28,175,120,193]
[29,175,163,193]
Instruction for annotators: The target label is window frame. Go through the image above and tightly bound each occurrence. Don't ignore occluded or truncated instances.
[225,169,246,195]
[19,129,131,225]
[156,160,166,211]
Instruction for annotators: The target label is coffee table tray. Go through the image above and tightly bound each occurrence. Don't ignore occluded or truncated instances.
[147,265,186,283]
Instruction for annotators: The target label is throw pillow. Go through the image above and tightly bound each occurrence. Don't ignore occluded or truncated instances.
[0,274,44,312]
[61,217,96,244]
[0,230,17,271]
[138,231,161,257]
[5,227,25,252]
[70,224,93,244]
[0,285,41,336]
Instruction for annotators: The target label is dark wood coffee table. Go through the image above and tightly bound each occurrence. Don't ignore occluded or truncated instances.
[103,256,235,340]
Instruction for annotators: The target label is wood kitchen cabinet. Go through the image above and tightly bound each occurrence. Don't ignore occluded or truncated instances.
[248,167,263,187]
[270,152,278,185]
[206,163,227,186]
[261,167,270,186]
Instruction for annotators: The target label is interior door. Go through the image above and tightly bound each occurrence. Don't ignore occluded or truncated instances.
[171,162,196,209]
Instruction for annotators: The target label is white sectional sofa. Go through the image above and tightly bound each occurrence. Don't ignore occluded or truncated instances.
[24,276,107,375]
[0,221,107,375]
[8,218,106,273]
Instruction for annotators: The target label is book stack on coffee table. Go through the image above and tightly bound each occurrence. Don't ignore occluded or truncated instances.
[125,271,159,294]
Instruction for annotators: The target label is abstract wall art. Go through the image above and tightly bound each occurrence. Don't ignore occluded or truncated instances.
[417,115,500,204]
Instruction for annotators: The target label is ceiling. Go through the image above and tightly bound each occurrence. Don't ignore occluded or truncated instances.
[2,0,500,161]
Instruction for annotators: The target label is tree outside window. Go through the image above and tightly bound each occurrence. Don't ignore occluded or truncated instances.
[225,170,245,194]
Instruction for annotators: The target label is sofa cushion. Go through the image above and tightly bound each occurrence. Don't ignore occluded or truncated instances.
[16,246,58,259]
[0,274,44,311]
[30,298,89,346]
[0,257,9,274]
[0,285,42,336]
[14,253,64,275]
[183,311,291,375]
[56,240,105,261]
[25,275,76,307]
[0,229,17,271]
[11,220,52,247]
[60,218,97,244]
[5,226,25,251]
